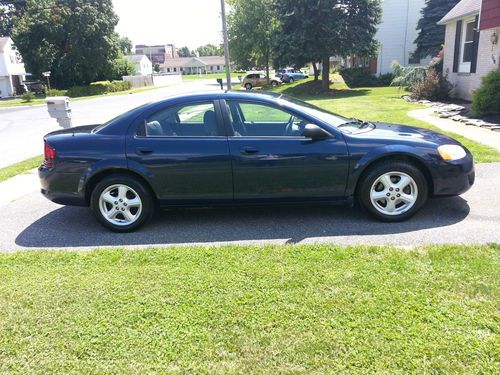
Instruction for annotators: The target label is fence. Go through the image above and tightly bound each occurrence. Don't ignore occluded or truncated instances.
[122,74,182,89]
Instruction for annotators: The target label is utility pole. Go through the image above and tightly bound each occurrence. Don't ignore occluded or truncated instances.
[220,0,231,90]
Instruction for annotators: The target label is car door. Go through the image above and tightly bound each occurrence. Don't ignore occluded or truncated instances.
[126,100,233,204]
[223,100,349,201]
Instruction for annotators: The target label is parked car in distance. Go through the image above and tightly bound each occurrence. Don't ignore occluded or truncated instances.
[241,73,281,90]
[24,81,45,95]
[282,70,309,83]
[39,91,475,232]
[275,68,295,79]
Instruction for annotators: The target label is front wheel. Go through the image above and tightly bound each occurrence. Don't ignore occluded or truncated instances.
[245,83,253,90]
[271,80,278,87]
[358,161,428,222]
[289,77,295,83]
[90,174,155,232]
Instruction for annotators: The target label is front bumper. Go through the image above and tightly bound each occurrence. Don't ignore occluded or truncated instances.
[431,154,475,196]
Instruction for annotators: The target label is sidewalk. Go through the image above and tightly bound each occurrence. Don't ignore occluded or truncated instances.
[0,169,39,208]
[408,108,500,152]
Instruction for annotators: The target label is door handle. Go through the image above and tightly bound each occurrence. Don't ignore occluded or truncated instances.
[136,147,153,155]
[241,146,259,155]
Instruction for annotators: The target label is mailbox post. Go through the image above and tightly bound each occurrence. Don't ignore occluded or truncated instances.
[45,96,72,128]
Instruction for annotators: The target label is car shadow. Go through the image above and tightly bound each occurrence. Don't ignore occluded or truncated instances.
[15,196,470,248]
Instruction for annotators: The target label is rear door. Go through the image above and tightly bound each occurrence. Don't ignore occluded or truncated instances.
[126,100,233,204]
[223,100,349,201]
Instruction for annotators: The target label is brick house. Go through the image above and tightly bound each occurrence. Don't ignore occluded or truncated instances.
[438,0,500,100]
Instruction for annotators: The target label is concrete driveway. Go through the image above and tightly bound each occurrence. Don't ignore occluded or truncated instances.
[0,163,498,252]
[0,79,232,168]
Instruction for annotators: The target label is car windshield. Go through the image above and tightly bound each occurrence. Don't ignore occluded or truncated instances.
[277,94,366,130]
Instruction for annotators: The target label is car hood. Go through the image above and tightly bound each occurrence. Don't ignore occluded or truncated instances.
[352,122,460,146]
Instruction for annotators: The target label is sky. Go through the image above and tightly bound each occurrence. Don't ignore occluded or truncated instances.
[113,0,224,50]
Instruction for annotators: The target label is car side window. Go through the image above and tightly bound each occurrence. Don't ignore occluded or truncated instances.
[142,102,219,137]
[227,101,308,137]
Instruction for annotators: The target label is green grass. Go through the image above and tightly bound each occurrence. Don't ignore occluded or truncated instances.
[0,244,498,373]
[271,78,500,163]
[0,155,42,182]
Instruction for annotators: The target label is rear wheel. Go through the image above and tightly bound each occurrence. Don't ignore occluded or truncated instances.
[289,77,295,83]
[271,80,278,87]
[358,161,428,222]
[245,83,253,90]
[90,174,154,232]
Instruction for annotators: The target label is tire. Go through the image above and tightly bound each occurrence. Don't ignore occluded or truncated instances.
[357,161,428,222]
[90,174,155,232]
[271,80,278,87]
[289,77,295,83]
[245,83,253,90]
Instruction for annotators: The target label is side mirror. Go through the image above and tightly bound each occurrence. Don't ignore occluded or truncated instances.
[302,124,332,140]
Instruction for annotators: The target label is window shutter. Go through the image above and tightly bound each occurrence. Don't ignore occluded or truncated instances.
[470,15,480,73]
[453,20,462,73]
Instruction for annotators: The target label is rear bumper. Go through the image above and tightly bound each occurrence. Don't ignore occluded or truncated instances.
[431,154,475,196]
[39,166,87,206]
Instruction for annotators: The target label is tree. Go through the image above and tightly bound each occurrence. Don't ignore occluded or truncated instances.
[178,46,195,57]
[11,0,120,87]
[228,0,276,83]
[153,63,161,73]
[117,35,133,55]
[109,53,136,80]
[274,0,381,91]
[413,0,460,59]
[0,0,27,36]
[196,43,223,57]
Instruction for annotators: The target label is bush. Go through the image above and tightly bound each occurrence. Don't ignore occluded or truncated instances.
[411,69,452,100]
[340,68,393,87]
[472,70,500,116]
[390,61,426,90]
[21,92,35,102]
[67,80,132,98]
[46,89,67,97]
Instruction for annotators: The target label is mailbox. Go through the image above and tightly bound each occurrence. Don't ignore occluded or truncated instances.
[45,96,72,128]
[216,78,223,90]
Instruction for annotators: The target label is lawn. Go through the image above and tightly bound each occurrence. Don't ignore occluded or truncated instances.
[0,155,42,183]
[0,244,497,373]
[271,78,500,163]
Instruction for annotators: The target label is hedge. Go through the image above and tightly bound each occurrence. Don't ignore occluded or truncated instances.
[66,80,132,98]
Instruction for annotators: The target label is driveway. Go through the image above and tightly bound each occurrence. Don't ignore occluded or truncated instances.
[0,163,498,252]
[0,79,232,168]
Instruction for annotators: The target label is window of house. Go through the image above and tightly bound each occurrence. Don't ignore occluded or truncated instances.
[459,18,477,73]
[174,67,177,72]
[167,68,170,73]
[217,66,220,70]
[136,49,143,54]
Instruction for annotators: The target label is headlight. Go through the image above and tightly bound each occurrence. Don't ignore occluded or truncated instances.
[438,145,467,161]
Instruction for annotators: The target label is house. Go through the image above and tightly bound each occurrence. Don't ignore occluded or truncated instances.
[0,37,26,97]
[342,0,430,75]
[438,0,500,100]
[134,44,178,64]
[162,56,226,75]
[124,54,153,76]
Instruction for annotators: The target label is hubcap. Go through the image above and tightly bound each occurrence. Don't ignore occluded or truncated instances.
[99,184,142,226]
[370,172,418,216]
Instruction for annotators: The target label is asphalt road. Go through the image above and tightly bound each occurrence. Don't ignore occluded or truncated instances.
[0,163,498,252]
[0,79,231,168]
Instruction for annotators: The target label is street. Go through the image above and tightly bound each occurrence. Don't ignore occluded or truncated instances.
[0,162,498,252]
[0,79,229,168]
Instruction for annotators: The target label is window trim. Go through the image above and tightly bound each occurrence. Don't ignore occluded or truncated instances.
[135,100,226,139]
[459,16,476,73]
[221,99,331,139]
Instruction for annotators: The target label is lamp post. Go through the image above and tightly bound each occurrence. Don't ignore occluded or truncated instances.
[220,0,231,90]
[42,71,51,91]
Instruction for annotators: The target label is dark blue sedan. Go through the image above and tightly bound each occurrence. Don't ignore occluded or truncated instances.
[39,91,475,232]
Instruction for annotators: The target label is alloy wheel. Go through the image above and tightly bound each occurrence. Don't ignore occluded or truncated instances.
[369,172,418,216]
[99,184,143,226]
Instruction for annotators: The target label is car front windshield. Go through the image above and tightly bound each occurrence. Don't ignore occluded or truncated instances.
[277,94,367,130]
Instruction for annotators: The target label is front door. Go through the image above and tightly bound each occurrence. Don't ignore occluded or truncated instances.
[224,100,349,201]
[126,100,233,205]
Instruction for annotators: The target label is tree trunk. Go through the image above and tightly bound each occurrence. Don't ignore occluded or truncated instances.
[312,62,319,81]
[321,56,330,91]
[265,50,270,85]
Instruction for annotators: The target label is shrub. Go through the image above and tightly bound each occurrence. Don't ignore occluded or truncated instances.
[390,61,426,90]
[378,73,394,86]
[472,70,500,116]
[46,89,67,97]
[411,69,452,100]
[340,68,379,87]
[67,81,132,98]
[21,92,35,102]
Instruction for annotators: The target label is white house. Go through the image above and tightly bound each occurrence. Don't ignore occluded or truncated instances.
[438,0,500,100]
[0,37,26,97]
[162,56,226,75]
[124,54,153,76]
[341,0,430,75]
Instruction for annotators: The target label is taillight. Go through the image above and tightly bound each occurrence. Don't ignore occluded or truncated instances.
[43,142,56,168]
